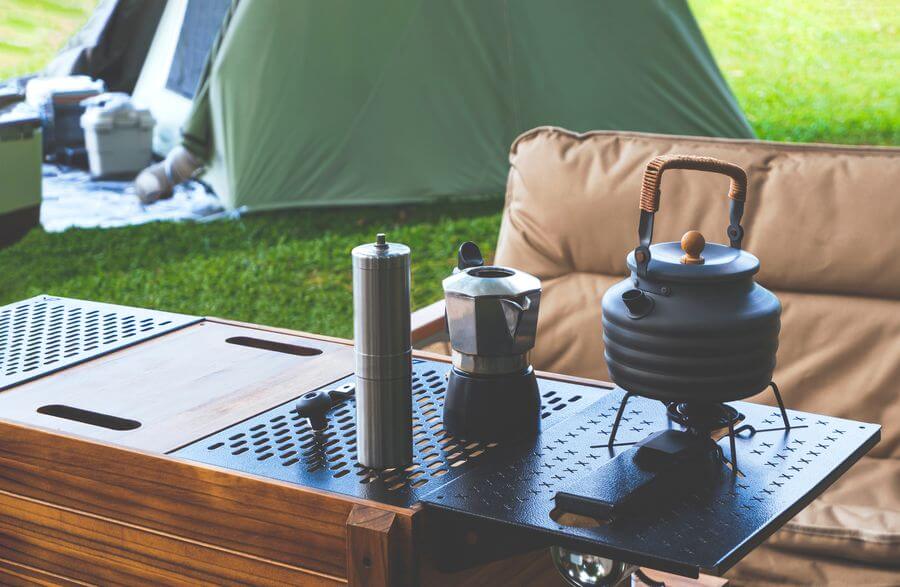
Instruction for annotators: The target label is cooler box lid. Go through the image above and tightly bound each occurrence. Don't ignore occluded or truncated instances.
[25,76,106,107]
[0,103,41,131]
[81,93,155,131]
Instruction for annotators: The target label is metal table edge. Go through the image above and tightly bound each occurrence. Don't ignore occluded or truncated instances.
[712,423,881,575]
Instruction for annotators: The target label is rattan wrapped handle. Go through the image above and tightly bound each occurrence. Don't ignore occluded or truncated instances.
[639,155,747,213]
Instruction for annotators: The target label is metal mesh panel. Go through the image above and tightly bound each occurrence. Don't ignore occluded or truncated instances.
[176,361,877,574]
[174,360,606,506]
[426,393,879,575]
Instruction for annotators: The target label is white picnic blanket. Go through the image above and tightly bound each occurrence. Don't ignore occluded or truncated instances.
[39,165,235,232]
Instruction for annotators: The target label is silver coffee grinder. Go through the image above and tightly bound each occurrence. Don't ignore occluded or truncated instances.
[352,233,413,468]
[442,242,542,442]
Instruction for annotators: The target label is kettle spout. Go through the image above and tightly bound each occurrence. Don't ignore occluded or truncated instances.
[622,289,654,318]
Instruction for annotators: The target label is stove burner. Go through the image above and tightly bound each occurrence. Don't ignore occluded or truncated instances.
[606,382,792,474]
[666,401,742,433]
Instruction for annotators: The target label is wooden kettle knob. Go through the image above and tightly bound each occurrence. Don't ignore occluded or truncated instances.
[681,231,705,265]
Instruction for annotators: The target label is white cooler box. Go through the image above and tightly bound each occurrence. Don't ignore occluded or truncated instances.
[81,93,155,178]
[26,75,105,159]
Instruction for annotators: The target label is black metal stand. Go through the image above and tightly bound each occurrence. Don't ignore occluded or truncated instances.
[609,381,791,464]
[734,381,792,437]
[607,392,634,448]
[727,419,738,473]
[770,381,791,429]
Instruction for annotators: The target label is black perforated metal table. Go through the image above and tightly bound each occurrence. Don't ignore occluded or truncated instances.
[174,359,879,577]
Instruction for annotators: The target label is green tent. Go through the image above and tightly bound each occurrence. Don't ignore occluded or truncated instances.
[182,0,753,211]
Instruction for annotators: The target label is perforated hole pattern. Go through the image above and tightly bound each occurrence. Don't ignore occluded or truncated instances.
[177,360,603,505]
[0,296,199,390]
[423,393,879,574]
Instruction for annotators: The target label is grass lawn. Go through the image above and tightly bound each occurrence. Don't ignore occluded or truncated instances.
[1,204,504,338]
[0,0,97,80]
[1,0,897,338]
[691,0,898,145]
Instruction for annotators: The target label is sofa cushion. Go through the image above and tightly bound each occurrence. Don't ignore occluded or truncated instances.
[769,457,900,565]
[728,458,900,584]
[727,540,900,586]
[498,128,900,298]
[497,128,900,458]
[494,128,900,569]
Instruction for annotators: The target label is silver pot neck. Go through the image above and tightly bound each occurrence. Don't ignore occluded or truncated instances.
[452,350,530,375]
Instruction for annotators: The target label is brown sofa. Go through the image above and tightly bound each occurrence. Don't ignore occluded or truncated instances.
[414,129,899,585]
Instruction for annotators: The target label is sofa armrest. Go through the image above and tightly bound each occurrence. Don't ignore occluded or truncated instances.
[411,300,446,344]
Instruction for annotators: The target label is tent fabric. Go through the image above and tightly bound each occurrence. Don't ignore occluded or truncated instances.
[45,0,165,94]
[182,0,754,211]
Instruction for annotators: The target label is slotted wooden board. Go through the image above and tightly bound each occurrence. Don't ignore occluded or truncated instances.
[0,320,354,453]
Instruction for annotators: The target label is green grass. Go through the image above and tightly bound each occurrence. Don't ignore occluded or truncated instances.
[0,204,504,338]
[1,0,897,337]
[0,0,97,80]
[690,0,899,145]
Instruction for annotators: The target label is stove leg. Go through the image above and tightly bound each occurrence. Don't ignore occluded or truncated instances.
[727,420,738,474]
[607,392,634,449]
[769,382,791,430]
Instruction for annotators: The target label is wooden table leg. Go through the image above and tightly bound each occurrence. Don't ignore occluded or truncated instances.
[346,505,403,586]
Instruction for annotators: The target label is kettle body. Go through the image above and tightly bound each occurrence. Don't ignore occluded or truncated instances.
[601,155,781,403]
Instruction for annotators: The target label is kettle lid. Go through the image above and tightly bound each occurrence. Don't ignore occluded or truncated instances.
[628,231,759,283]
[443,265,541,298]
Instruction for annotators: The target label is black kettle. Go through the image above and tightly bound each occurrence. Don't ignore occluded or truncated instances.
[601,155,781,403]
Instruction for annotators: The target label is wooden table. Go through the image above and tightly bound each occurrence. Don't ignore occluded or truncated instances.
[0,312,726,586]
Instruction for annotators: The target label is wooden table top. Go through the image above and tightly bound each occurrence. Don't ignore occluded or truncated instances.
[0,309,726,586]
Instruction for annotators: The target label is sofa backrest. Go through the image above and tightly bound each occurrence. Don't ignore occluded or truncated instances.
[496,128,900,458]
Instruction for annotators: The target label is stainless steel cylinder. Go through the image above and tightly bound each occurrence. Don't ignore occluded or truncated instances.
[451,350,529,375]
[352,233,412,468]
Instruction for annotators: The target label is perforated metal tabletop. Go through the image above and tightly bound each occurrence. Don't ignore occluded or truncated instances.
[173,360,607,506]
[174,359,879,577]
[423,390,879,576]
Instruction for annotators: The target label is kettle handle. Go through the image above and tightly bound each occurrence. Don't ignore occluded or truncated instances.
[634,155,748,278]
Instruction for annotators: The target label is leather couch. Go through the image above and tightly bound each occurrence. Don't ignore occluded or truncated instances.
[413,128,899,585]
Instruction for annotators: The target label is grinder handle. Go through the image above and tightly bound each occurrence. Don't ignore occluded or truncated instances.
[634,155,748,278]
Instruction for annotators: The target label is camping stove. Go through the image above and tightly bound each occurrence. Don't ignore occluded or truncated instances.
[608,382,790,472]
[551,384,794,586]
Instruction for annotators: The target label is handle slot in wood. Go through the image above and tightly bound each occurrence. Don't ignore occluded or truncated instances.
[37,404,141,430]
[225,336,324,357]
